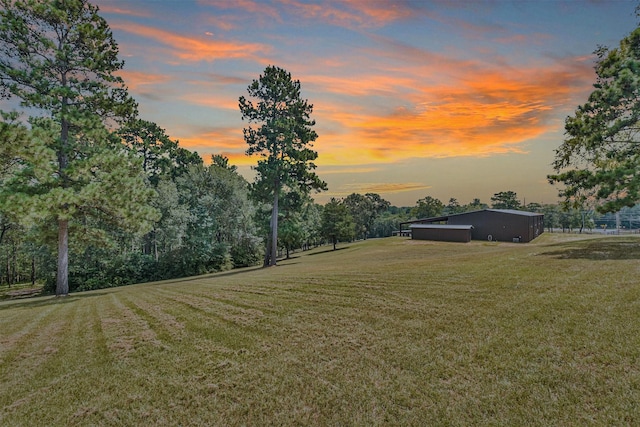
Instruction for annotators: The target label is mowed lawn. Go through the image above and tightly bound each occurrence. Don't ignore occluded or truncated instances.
[2,234,640,426]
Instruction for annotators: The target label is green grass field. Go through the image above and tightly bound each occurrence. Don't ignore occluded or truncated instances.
[2,233,640,426]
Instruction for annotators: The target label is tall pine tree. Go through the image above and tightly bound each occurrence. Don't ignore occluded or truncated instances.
[239,65,326,266]
[0,0,156,295]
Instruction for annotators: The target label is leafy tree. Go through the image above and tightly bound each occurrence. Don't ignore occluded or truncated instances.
[0,0,155,295]
[411,196,444,219]
[119,120,202,258]
[321,198,354,250]
[119,119,179,186]
[239,65,327,266]
[559,209,583,233]
[343,193,373,240]
[343,193,390,240]
[490,191,521,210]
[170,161,261,275]
[207,161,261,268]
[548,25,640,213]
[367,204,412,238]
[542,204,561,232]
[0,112,27,247]
[464,198,488,212]
[279,211,304,259]
[152,178,189,259]
[445,198,464,215]
[366,193,391,216]
[0,112,28,180]
[212,153,237,172]
[363,193,390,236]
[277,189,308,258]
[524,202,543,213]
[301,201,324,248]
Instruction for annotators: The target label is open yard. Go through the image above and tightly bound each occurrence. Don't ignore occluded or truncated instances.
[1,233,640,425]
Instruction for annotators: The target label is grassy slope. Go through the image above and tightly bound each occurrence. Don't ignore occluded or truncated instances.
[1,234,640,425]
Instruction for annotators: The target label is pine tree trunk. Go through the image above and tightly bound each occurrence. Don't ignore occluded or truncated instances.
[56,218,69,296]
[5,256,10,287]
[263,236,270,267]
[11,243,17,285]
[31,256,36,286]
[269,189,279,266]
[153,228,158,262]
[57,88,70,296]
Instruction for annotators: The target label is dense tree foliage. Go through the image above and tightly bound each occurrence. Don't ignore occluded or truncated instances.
[119,119,201,185]
[411,196,444,219]
[321,198,355,250]
[343,193,390,240]
[491,191,521,210]
[0,1,265,294]
[549,25,640,213]
[239,65,326,266]
[444,198,464,215]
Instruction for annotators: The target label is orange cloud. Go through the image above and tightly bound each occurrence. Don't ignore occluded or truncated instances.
[318,166,381,175]
[178,91,240,111]
[307,57,592,165]
[172,126,252,167]
[116,70,170,91]
[110,21,268,62]
[305,73,416,97]
[179,127,243,150]
[331,182,432,197]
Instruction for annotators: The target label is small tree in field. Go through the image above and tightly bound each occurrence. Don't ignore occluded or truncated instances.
[239,65,326,266]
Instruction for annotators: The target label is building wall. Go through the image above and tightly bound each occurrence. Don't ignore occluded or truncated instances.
[448,211,543,243]
[411,227,472,243]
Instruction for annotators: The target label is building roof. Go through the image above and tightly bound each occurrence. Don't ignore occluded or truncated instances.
[400,208,543,229]
[485,209,543,217]
[410,224,473,230]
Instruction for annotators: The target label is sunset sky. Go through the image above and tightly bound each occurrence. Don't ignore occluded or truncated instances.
[86,1,640,205]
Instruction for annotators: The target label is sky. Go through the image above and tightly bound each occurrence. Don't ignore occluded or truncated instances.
[31,1,640,206]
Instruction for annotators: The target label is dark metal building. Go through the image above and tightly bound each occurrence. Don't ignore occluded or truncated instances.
[401,209,544,243]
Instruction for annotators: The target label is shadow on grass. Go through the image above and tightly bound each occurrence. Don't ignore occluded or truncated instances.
[0,291,110,309]
[540,237,640,260]
[306,246,350,256]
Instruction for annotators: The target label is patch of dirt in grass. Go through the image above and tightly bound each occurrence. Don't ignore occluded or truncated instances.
[540,238,640,260]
